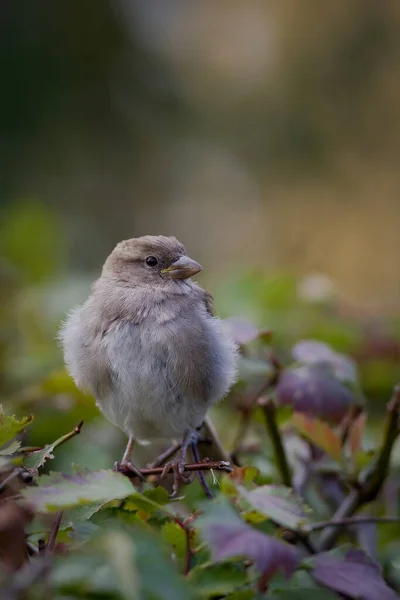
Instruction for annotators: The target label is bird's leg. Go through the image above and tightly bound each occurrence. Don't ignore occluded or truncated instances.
[161,430,194,496]
[190,436,214,499]
[147,441,181,468]
[113,435,144,480]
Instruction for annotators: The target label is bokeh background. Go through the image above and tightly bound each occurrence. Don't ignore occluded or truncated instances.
[1,1,400,467]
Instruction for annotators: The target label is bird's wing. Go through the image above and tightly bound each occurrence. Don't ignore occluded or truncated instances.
[202,290,215,316]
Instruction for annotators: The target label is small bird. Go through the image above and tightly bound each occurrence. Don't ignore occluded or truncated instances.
[59,235,238,492]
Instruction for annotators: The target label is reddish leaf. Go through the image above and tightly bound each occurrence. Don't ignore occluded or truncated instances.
[348,412,367,457]
[197,501,298,580]
[312,549,398,600]
[292,413,342,462]
[277,365,353,423]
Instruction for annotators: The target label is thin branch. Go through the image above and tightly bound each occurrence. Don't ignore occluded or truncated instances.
[0,556,51,600]
[119,459,232,479]
[259,397,292,487]
[175,518,193,575]
[202,416,232,464]
[46,511,63,552]
[0,469,22,493]
[310,516,400,532]
[231,358,281,456]
[340,405,364,444]
[318,384,400,551]
[53,420,84,451]
[191,440,213,499]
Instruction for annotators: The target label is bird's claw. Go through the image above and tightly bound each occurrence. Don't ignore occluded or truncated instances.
[161,457,192,496]
[113,460,145,481]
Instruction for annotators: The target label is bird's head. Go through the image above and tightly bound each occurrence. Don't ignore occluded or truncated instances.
[101,235,203,286]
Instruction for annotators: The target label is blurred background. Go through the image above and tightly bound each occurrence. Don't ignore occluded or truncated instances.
[1,1,399,466]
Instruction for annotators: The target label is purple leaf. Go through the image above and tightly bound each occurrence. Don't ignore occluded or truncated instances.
[292,340,358,384]
[312,549,398,600]
[197,501,298,580]
[276,365,354,422]
[223,317,266,346]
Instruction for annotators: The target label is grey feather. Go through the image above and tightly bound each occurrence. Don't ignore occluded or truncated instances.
[59,236,238,447]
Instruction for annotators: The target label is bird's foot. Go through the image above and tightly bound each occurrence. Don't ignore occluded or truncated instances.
[113,460,145,481]
[160,455,192,497]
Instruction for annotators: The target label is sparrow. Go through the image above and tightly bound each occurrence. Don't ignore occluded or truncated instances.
[59,235,238,492]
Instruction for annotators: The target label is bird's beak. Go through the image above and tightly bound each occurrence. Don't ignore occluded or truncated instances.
[161,256,203,279]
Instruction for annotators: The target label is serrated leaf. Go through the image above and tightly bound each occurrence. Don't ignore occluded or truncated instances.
[23,424,83,469]
[22,470,134,512]
[62,503,106,524]
[197,499,298,580]
[239,485,312,531]
[161,521,187,570]
[292,413,342,462]
[312,549,398,600]
[0,405,34,447]
[0,440,21,455]
[189,561,249,597]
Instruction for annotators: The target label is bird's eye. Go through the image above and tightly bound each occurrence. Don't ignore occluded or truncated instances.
[145,256,158,267]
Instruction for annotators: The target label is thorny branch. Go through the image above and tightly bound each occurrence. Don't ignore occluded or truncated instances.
[46,511,63,553]
[259,396,292,487]
[309,515,400,532]
[318,384,400,551]
[120,459,232,479]
[231,354,281,459]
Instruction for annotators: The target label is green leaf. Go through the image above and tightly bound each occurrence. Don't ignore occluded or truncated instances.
[122,486,171,516]
[161,521,187,570]
[0,440,21,455]
[238,485,313,532]
[128,526,197,600]
[269,589,340,599]
[0,405,34,447]
[0,201,63,282]
[189,561,249,598]
[22,470,135,512]
[23,424,83,469]
[224,592,256,600]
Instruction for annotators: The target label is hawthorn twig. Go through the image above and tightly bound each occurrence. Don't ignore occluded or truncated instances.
[46,511,63,552]
[0,556,51,600]
[259,397,292,487]
[0,469,22,493]
[318,384,400,551]
[119,459,232,479]
[54,420,84,450]
[175,518,193,575]
[231,357,281,457]
[202,416,232,464]
[310,515,400,532]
